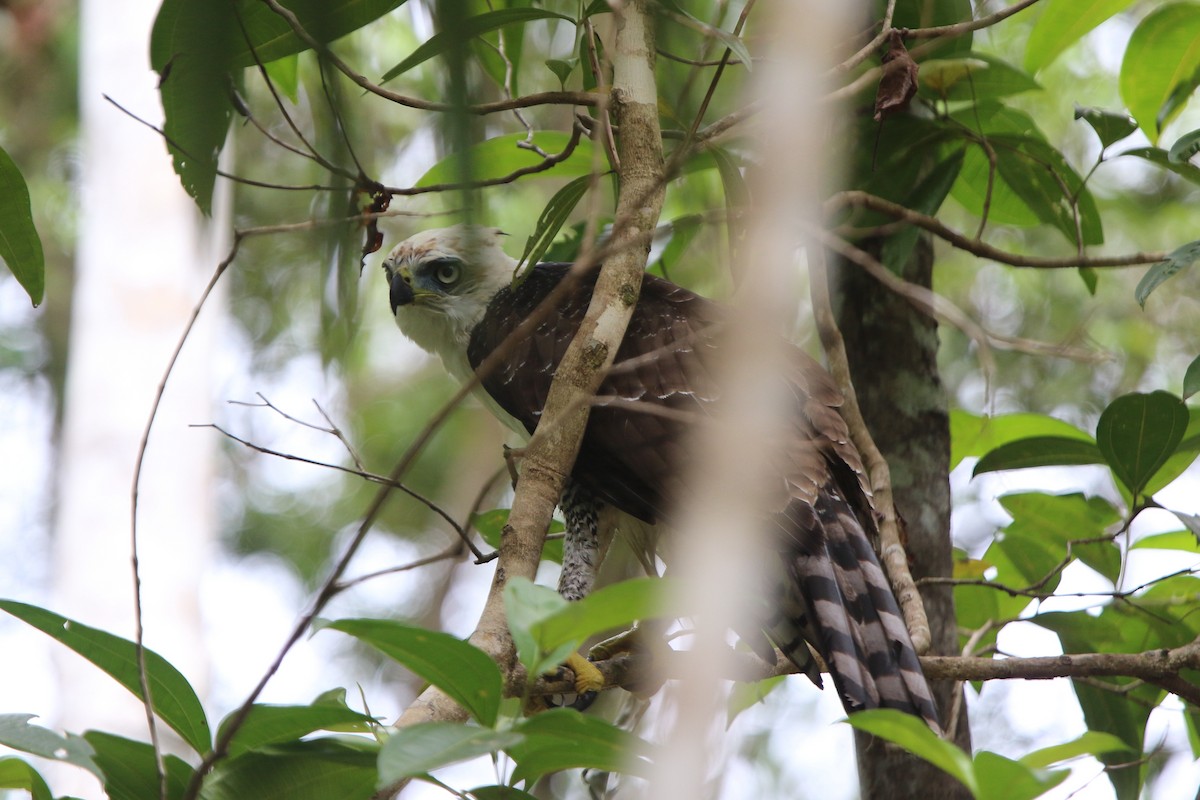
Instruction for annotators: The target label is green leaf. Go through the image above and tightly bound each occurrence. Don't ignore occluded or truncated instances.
[1020,731,1132,769]
[468,787,539,800]
[150,0,240,213]
[846,709,978,796]
[726,676,785,729]
[532,577,673,659]
[0,144,45,306]
[1096,391,1190,497]
[264,53,300,102]
[545,58,578,87]
[0,600,211,754]
[0,757,53,800]
[1142,405,1200,496]
[503,578,573,677]
[517,175,592,271]
[217,701,376,758]
[1135,240,1200,307]
[471,509,564,562]
[998,493,1122,585]
[377,723,522,784]
[84,731,194,800]
[659,0,751,69]
[321,619,503,727]
[882,148,964,274]
[1074,105,1138,150]
[972,436,1104,477]
[1169,127,1200,163]
[229,0,407,67]
[1025,0,1136,74]
[1120,3,1200,141]
[0,715,100,779]
[917,55,1040,102]
[200,738,378,800]
[1120,146,1200,186]
[974,751,1068,800]
[381,9,573,83]
[1132,529,1200,553]
[888,0,974,58]
[950,410,1093,471]
[509,709,653,784]
[991,134,1103,246]
[1184,354,1200,400]
[1079,266,1099,294]
[416,132,596,187]
[648,215,703,277]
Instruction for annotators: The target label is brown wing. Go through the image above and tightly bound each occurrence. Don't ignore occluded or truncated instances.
[466,263,938,728]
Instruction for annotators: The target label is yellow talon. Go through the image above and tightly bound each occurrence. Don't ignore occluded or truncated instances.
[565,651,604,695]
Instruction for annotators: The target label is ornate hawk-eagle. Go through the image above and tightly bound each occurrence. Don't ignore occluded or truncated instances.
[383,225,938,728]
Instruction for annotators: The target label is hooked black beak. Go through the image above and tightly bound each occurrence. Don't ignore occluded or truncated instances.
[389,269,414,314]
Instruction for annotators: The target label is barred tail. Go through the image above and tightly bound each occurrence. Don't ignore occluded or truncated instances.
[771,483,941,732]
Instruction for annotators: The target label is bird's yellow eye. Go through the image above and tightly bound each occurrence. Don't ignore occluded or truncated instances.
[433,259,461,286]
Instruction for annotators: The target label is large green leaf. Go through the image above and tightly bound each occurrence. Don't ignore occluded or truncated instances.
[200,739,378,800]
[1025,0,1136,73]
[217,698,376,758]
[0,758,52,800]
[503,578,574,677]
[229,0,407,67]
[84,731,195,800]
[0,715,100,779]
[950,410,1094,471]
[887,0,974,58]
[381,8,573,83]
[1095,391,1190,498]
[1119,3,1200,141]
[975,751,1068,800]
[0,600,211,754]
[320,619,503,727]
[972,436,1104,477]
[1033,612,1159,800]
[990,134,1103,246]
[1020,731,1132,769]
[1141,405,1200,496]
[882,147,964,274]
[918,55,1040,103]
[416,132,597,188]
[505,577,675,678]
[150,0,240,214]
[376,723,522,784]
[517,175,592,271]
[846,710,977,796]
[509,709,653,784]
[151,0,403,212]
[998,493,1122,584]
[0,145,44,306]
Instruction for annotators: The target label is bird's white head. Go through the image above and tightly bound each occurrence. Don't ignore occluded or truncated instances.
[382,225,517,372]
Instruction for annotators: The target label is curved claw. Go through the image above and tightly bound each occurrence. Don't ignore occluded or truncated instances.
[543,652,604,710]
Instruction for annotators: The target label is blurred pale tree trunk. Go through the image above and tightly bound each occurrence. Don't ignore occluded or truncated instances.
[51,0,221,792]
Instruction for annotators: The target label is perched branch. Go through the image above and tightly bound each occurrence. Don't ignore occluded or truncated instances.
[529,637,1200,708]
[384,1,667,767]
[809,247,932,654]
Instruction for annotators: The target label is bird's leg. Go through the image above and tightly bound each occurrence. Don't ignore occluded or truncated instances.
[550,481,606,705]
[558,480,603,603]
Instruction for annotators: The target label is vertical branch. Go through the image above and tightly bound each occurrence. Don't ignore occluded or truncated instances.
[388,0,665,741]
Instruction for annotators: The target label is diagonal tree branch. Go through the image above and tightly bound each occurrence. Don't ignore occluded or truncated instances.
[379,1,667,776]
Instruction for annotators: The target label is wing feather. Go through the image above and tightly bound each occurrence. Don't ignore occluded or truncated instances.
[466,262,939,729]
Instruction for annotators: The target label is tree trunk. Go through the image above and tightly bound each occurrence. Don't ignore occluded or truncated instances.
[834,239,973,799]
